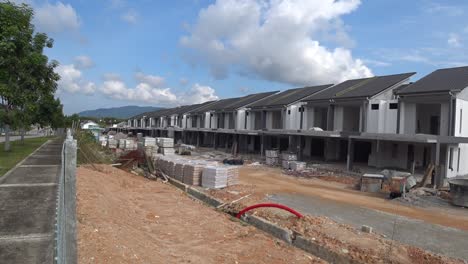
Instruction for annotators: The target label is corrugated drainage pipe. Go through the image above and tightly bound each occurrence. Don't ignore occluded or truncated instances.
[236,203,303,219]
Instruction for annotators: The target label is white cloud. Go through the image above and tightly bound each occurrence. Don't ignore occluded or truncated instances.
[74,55,95,69]
[134,72,165,88]
[99,74,217,105]
[34,2,80,33]
[100,73,176,105]
[56,64,96,95]
[181,0,372,86]
[180,84,219,104]
[121,9,138,24]
[448,33,462,48]
[424,3,463,17]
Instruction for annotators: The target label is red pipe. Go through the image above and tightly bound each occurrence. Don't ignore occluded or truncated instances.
[236,203,303,219]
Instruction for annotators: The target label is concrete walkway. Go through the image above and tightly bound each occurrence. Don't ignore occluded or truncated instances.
[269,193,468,260]
[0,139,62,263]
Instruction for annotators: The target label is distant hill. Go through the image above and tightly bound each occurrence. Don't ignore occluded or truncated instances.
[78,106,163,119]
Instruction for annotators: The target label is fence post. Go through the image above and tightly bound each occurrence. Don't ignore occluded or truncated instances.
[63,130,77,264]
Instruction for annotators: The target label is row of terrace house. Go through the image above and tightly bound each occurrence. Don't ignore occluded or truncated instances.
[118,66,468,187]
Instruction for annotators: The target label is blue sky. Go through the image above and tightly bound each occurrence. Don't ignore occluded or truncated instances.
[16,0,468,114]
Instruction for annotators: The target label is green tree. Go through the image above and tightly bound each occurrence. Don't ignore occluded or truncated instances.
[0,1,60,151]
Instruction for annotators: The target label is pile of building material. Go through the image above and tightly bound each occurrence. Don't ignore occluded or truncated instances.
[174,163,185,182]
[183,162,204,186]
[142,137,157,147]
[107,139,118,149]
[290,161,306,171]
[157,137,175,156]
[124,139,136,150]
[99,136,107,147]
[265,150,279,166]
[119,139,126,149]
[226,166,240,186]
[280,152,297,170]
[202,166,228,188]
[360,174,384,193]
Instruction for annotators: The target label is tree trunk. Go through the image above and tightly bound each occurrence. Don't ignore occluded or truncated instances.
[4,124,11,152]
[20,129,25,145]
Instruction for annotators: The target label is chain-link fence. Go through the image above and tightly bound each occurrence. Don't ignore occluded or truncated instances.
[55,131,77,264]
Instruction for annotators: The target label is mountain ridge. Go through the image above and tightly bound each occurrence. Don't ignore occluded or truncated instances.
[78,105,163,119]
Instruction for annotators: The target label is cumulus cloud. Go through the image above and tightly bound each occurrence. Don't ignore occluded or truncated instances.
[34,2,80,33]
[99,73,217,105]
[181,0,372,86]
[134,72,165,88]
[180,84,219,104]
[56,64,96,95]
[100,73,176,105]
[74,55,95,69]
[121,9,138,24]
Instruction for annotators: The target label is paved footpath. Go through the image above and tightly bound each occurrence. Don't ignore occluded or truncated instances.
[0,139,63,264]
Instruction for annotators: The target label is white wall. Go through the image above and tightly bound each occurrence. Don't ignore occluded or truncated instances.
[450,98,468,177]
[237,109,246,130]
[285,104,301,130]
[304,106,315,130]
[366,100,398,133]
[400,102,416,134]
[333,106,344,131]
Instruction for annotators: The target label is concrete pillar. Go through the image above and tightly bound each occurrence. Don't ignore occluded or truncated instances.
[64,133,77,264]
[196,131,200,147]
[346,139,354,171]
[261,134,265,157]
[213,133,217,149]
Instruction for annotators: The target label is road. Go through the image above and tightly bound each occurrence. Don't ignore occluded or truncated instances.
[0,139,62,263]
[239,165,468,261]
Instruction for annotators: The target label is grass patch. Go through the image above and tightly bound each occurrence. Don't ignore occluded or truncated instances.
[0,137,54,176]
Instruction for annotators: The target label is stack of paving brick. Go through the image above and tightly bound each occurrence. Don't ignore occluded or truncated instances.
[107,139,118,149]
[174,162,185,182]
[157,137,175,156]
[118,139,126,149]
[183,162,204,186]
[226,166,240,186]
[124,139,136,150]
[265,150,279,166]
[202,166,228,189]
[280,152,297,170]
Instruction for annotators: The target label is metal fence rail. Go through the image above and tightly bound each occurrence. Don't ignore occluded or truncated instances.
[55,130,77,264]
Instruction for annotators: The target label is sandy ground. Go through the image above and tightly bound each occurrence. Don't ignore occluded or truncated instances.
[237,165,468,231]
[77,165,324,264]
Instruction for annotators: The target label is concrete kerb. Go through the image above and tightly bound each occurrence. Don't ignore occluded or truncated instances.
[165,175,360,264]
[292,235,361,264]
[241,214,293,244]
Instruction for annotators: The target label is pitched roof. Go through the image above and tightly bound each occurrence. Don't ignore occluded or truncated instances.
[397,66,468,95]
[189,91,279,113]
[248,85,333,109]
[303,72,415,102]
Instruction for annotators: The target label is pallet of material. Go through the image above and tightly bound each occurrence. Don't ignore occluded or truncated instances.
[226,166,240,186]
[160,147,175,156]
[183,163,204,186]
[282,160,291,170]
[265,157,279,166]
[290,161,306,171]
[124,139,136,150]
[119,139,126,149]
[157,137,174,148]
[281,152,297,161]
[107,139,118,149]
[143,137,157,147]
[265,150,279,158]
[202,166,228,189]
[174,163,185,182]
